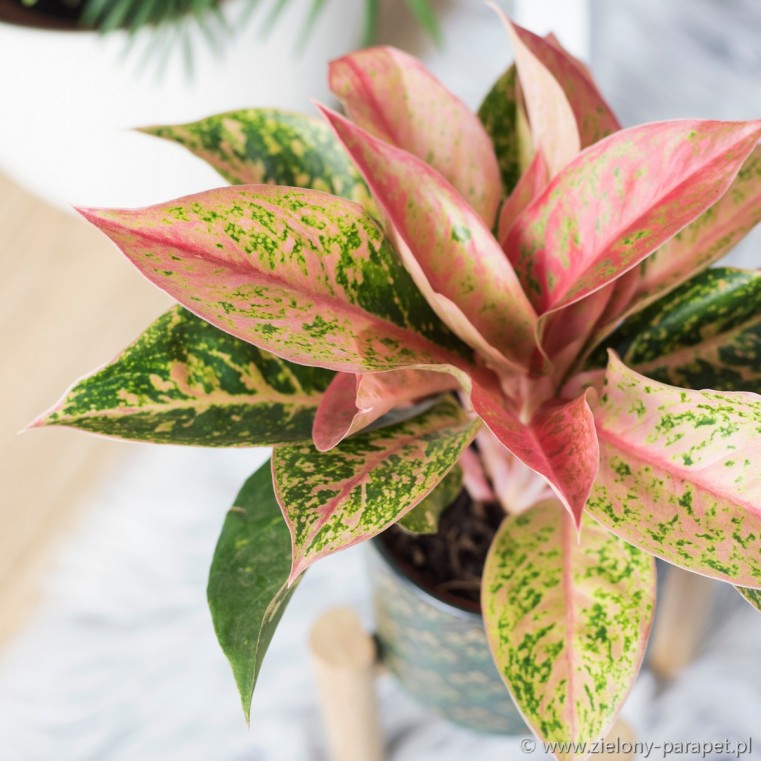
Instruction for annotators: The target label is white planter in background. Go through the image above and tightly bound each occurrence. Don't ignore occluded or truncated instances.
[0,0,364,210]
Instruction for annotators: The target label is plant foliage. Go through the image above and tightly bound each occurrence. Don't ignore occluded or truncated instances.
[37,10,761,760]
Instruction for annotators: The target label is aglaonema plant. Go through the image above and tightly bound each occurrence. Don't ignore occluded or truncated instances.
[33,11,761,761]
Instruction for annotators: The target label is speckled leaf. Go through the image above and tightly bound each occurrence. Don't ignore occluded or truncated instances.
[506,120,761,314]
[34,306,333,446]
[312,368,458,451]
[593,268,761,393]
[272,396,480,582]
[736,585,761,612]
[483,500,655,761]
[320,105,538,374]
[470,372,599,527]
[329,46,501,225]
[588,353,761,587]
[80,186,473,375]
[142,109,375,212]
[207,461,300,723]
[398,466,463,534]
[477,64,528,195]
[596,144,761,335]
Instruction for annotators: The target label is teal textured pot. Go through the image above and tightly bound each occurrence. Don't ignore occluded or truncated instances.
[368,539,526,735]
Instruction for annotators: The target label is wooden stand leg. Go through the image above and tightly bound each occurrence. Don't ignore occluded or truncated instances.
[310,607,384,761]
[600,716,636,760]
[649,567,715,680]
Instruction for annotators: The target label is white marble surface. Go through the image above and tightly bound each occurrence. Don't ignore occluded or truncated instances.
[0,445,759,760]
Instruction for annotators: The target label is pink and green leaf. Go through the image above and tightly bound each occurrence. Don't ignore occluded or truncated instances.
[506,119,761,314]
[207,461,300,723]
[511,21,620,150]
[33,306,334,446]
[81,186,473,375]
[320,105,539,373]
[272,395,480,582]
[142,109,376,213]
[497,13,580,177]
[595,144,761,336]
[398,465,463,534]
[312,368,458,451]
[482,499,656,761]
[498,149,549,249]
[590,267,761,393]
[329,46,501,225]
[588,353,761,587]
[470,372,599,527]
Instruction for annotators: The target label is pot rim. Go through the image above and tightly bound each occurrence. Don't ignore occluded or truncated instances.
[369,536,484,623]
[0,1,90,32]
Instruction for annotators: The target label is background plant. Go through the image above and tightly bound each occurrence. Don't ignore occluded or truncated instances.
[15,0,441,49]
[35,11,761,761]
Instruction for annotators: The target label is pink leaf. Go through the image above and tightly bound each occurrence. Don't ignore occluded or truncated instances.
[80,186,473,375]
[506,119,761,314]
[470,371,599,527]
[329,46,502,226]
[459,446,497,502]
[496,12,579,176]
[589,353,761,587]
[320,105,539,375]
[498,148,550,250]
[594,143,761,340]
[476,428,554,514]
[312,368,458,451]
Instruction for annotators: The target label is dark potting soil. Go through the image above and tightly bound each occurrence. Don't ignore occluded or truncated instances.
[378,489,505,614]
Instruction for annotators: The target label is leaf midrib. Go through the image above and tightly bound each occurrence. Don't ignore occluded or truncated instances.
[543,125,757,312]
[102,210,471,371]
[597,424,761,518]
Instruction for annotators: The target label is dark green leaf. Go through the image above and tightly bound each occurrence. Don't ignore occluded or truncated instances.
[37,306,334,446]
[477,65,527,195]
[589,267,761,392]
[207,461,299,722]
[397,465,462,534]
[142,109,376,213]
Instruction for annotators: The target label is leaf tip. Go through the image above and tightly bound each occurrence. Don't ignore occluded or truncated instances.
[134,124,162,138]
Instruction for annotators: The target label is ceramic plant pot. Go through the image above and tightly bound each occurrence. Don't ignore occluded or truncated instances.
[368,539,526,735]
[0,0,363,210]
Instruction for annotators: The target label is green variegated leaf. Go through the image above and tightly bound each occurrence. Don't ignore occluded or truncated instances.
[35,306,333,446]
[736,585,761,612]
[272,396,480,581]
[81,186,473,376]
[143,109,375,212]
[478,64,527,195]
[483,500,655,761]
[590,268,761,393]
[207,461,300,722]
[320,105,539,375]
[588,354,761,588]
[398,465,462,534]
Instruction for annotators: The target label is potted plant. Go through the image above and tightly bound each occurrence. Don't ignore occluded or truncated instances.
[32,11,761,759]
[0,0,434,210]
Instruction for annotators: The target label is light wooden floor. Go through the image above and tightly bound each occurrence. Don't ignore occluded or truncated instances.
[0,172,169,646]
